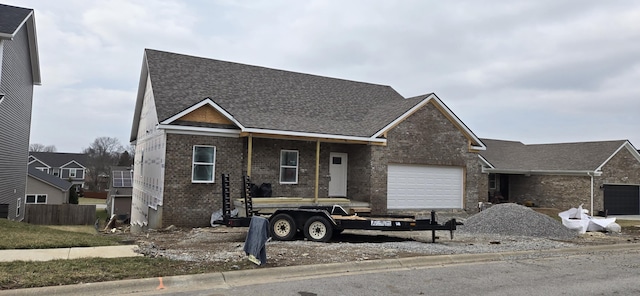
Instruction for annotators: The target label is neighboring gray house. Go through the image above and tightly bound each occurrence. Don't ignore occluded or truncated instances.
[106,166,132,219]
[26,167,72,205]
[0,4,41,220]
[480,139,640,215]
[129,49,486,229]
[28,152,87,192]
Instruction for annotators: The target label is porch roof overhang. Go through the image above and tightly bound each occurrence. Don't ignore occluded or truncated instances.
[157,122,387,145]
[482,167,602,177]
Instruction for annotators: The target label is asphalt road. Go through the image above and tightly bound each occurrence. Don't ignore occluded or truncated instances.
[149,248,640,296]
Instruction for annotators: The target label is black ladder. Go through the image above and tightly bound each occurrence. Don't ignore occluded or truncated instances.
[243,175,254,217]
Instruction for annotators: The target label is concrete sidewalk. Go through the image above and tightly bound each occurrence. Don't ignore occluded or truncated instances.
[1,243,639,296]
[0,245,141,262]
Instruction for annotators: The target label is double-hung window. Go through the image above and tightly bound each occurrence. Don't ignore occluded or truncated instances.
[280,150,299,184]
[192,145,216,183]
[26,194,47,204]
[69,169,77,178]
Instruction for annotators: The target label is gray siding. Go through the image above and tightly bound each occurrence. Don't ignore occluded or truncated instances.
[0,24,35,220]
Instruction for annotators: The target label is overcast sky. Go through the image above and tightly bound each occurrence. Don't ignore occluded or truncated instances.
[7,0,640,153]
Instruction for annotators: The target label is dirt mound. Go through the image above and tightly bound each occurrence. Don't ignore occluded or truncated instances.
[460,203,578,240]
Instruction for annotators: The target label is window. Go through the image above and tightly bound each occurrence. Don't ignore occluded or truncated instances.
[69,169,77,178]
[489,174,496,190]
[26,194,47,204]
[280,150,299,184]
[53,168,59,177]
[37,167,49,174]
[192,145,216,183]
[16,198,21,216]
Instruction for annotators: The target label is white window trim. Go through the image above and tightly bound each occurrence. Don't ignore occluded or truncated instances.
[279,150,299,184]
[191,145,216,183]
[16,198,21,217]
[36,167,49,174]
[26,194,47,204]
[69,169,77,178]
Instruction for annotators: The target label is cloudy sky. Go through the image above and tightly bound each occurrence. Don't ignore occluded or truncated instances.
[7,0,640,152]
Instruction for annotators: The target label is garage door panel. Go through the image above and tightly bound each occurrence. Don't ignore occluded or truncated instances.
[387,164,463,209]
[604,185,640,215]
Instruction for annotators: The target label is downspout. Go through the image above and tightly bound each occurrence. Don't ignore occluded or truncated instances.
[314,140,320,203]
[247,134,253,177]
[589,172,594,215]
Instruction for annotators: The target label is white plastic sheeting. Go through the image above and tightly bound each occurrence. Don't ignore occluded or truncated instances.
[558,204,617,234]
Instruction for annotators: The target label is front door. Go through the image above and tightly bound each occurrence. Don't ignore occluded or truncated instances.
[328,153,348,197]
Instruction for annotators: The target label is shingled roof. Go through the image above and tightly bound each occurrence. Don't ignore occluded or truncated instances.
[29,152,87,168]
[480,138,638,174]
[27,167,72,191]
[0,3,32,36]
[0,3,41,85]
[133,49,432,140]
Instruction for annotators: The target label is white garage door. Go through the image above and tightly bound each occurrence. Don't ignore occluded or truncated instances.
[387,164,463,209]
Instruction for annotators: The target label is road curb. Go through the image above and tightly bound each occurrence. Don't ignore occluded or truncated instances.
[2,243,639,295]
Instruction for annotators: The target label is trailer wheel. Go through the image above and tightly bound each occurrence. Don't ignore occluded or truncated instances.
[303,216,333,242]
[270,214,296,241]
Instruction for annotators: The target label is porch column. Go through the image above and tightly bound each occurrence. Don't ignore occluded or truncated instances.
[314,139,320,203]
[247,134,253,177]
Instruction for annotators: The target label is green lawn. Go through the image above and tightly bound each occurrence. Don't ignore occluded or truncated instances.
[0,219,120,249]
[0,218,257,290]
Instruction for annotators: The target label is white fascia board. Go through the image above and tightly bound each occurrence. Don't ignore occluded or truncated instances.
[596,141,640,171]
[372,95,433,139]
[478,155,494,169]
[242,127,387,143]
[159,124,241,138]
[372,94,486,150]
[483,168,602,176]
[60,160,86,169]
[26,14,41,85]
[160,98,245,129]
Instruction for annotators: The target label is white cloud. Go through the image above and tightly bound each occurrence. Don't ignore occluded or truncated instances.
[1,0,636,150]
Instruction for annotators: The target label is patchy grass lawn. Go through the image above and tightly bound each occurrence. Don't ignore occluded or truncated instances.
[78,197,106,205]
[0,219,121,249]
[0,257,254,290]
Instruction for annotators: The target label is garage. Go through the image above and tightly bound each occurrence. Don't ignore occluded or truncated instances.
[387,164,463,209]
[603,185,640,215]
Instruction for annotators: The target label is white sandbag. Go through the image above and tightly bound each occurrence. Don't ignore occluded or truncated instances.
[605,222,622,233]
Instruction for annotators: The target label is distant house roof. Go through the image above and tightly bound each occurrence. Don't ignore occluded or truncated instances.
[131,49,485,149]
[0,3,41,85]
[29,152,87,168]
[27,167,72,191]
[480,139,640,175]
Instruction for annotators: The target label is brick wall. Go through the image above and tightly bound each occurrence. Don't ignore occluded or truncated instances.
[509,174,591,210]
[595,147,640,212]
[369,102,483,214]
[162,134,244,227]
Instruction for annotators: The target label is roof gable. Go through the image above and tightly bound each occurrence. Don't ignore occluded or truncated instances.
[0,3,41,85]
[137,49,425,140]
[29,152,87,167]
[480,139,635,174]
[374,94,485,150]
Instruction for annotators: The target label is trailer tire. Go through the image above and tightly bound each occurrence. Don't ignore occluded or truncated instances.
[303,216,333,242]
[270,214,296,241]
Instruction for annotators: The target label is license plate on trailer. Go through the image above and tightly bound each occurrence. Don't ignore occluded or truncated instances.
[370,220,392,227]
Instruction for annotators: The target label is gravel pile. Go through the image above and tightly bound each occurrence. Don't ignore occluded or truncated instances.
[459,203,578,240]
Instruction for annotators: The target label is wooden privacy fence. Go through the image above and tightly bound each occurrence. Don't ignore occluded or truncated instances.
[25,204,97,225]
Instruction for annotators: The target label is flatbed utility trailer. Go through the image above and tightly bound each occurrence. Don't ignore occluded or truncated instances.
[216,174,459,243]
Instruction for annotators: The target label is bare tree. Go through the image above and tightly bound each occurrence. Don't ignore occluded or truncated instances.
[29,143,57,152]
[83,137,123,191]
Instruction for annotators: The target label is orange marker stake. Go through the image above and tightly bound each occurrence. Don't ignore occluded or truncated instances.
[157,277,166,290]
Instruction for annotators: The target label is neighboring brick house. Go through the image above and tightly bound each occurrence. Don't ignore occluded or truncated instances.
[480,139,640,215]
[26,167,72,205]
[129,49,486,229]
[0,4,41,220]
[28,152,87,193]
